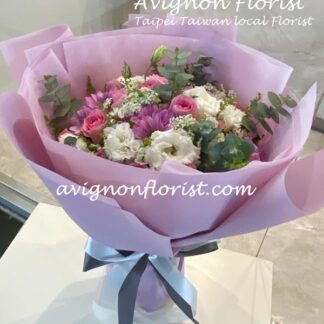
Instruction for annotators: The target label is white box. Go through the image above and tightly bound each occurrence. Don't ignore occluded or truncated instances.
[0,204,272,324]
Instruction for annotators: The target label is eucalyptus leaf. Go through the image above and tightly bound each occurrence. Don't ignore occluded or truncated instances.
[207,140,223,160]
[202,134,255,172]
[53,104,72,118]
[157,66,174,78]
[242,116,257,132]
[69,99,83,116]
[259,119,273,135]
[174,73,193,89]
[269,107,280,123]
[251,102,269,119]
[280,95,297,108]
[39,75,83,134]
[41,75,59,92]
[177,58,189,66]
[164,65,182,73]
[198,56,213,67]
[177,51,192,59]
[165,49,177,59]
[56,85,71,104]
[190,54,212,86]
[268,92,282,108]
[64,136,77,147]
[154,84,174,101]
[39,94,57,102]
[276,107,292,119]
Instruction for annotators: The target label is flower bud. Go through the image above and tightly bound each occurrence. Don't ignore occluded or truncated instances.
[151,45,167,65]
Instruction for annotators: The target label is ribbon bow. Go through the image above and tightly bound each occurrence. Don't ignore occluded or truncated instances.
[84,238,218,324]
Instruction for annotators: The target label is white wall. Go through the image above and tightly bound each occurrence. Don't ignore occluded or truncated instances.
[0,0,135,90]
[0,0,323,118]
[142,0,324,118]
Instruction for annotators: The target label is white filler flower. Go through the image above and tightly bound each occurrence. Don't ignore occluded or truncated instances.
[184,86,222,117]
[119,75,145,86]
[220,105,246,130]
[104,123,141,162]
[145,129,200,170]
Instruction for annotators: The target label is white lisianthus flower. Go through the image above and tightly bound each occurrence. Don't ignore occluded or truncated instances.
[104,123,141,162]
[220,105,246,130]
[144,129,200,170]
[184,86,222,117]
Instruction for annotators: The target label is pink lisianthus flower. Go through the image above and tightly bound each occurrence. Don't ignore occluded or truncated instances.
[170,95,199,119]
[82,109,107,144]
[250,151,261,161]
[85,91,111,109]
[70,89,125,130]
[141,74,168,89]
[131,105,173,140]
[185,162,198,169]
[95,149,106,158]
[105,79,123,91]
[68,126,82,136]
[217,120,225,130]
[109,88,127,108]
[128,162,148,169]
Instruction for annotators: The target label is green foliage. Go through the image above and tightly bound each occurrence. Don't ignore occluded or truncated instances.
[154,84,175,101]
[191,120,221,154]
[39,75,83,135]
[191,120,254,172]
[41,75,59,92]
[151,45,167,66]
[153,48,194,100]
[242,115,257,133]
[206,134,256,172]
[267,92,297,118]
[64,136,77,147]
[268,92,282,108]
[144,45,167,79]
[280,95,298,108]
[87,76,96,94]
[142,46,212,100]
[268,106,280,124]
[249,100,273,135]
[242,91,298,136]
[190,54,213,86]
[122,62,133,80]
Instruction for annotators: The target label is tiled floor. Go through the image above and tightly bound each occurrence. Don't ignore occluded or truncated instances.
[222,131,324,324]
[1,128,324,323]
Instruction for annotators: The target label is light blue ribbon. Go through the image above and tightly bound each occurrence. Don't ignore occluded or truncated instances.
[85,238,198,323]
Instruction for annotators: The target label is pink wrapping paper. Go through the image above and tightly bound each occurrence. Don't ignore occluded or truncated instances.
[0,22,323,257]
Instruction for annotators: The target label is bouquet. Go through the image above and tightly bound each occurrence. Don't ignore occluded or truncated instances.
[1,19,324,324]
[40,45,297,173]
